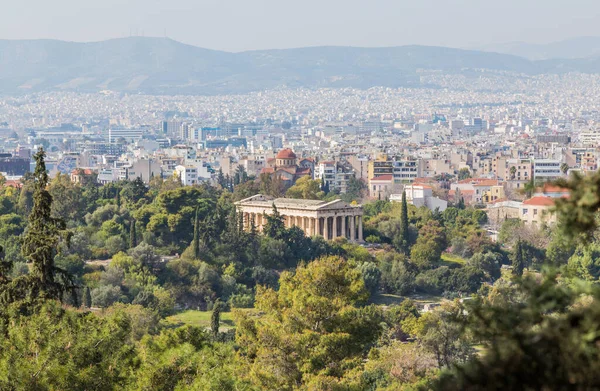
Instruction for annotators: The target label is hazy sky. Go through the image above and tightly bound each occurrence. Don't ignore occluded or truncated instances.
[3,0,600,51]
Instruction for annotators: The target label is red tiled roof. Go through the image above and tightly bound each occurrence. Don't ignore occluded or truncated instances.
[370,175,393,181]
[449,189,475,195]
[458,178,498,185]
[523,196,556,206]
[275,148,297,159]
[4,180,22,188]
[541,184,569,193]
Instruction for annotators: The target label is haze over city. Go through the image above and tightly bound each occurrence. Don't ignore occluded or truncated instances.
[3,0,600,51]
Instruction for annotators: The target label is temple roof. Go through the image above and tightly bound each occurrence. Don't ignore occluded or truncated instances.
[236,194,362,212]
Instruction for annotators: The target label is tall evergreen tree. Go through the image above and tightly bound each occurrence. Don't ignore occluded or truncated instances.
[15,148,77,304]
[83,286,92,308]
[193,206,201,260]
[129,219,137,249]
[400,190,410,253]
[211,299,222,337]
[512,239,526,276]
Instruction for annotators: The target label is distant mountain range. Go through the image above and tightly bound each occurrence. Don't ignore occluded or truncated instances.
[472,36,600,61]
[2,37,600,95]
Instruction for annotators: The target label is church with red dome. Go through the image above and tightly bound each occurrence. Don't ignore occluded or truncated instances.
[261,148,314,186]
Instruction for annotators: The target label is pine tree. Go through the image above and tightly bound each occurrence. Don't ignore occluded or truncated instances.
[193,206,201,260]
[129,219,137,249]
[264,204,286,239]
[211,299,222,337]
[400,190,410,253]
[17,147,77,304]
[83,286,92,308]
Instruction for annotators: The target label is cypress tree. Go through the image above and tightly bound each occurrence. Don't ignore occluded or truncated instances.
[211,299,222,337]
[193,206,201,260]
[84,286,92,308]
[400,190,410,253]
[129,219,137,249]
[512,240,526,277]
[18,147,77,303]
[116,190,121,208]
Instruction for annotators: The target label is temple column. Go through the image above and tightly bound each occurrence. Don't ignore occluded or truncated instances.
[310,217,316,237]
[341,215,346,239]
[332,215,338,239]
[358,216,363,242]
[350,215,356,241]
[324,217,330,240]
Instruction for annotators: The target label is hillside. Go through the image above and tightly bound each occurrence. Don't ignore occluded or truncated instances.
[0,37,598,95]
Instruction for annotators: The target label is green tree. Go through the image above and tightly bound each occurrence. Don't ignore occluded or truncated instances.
[48,172,84,222]
[410,220,447,269]
[430,274,600,390]
[5,148,77,305]
[235,256,382,390]
[400,190,410,253]
[511,239,527,276]
[285,176,323,199]
[416,302,474,368]
[193,206,201,259]
[129,219,137,249]
[457,168,471,181]
[83,286,92,308]
[263,204,286,240]
[120,177,147,205]
[211,298,222,337]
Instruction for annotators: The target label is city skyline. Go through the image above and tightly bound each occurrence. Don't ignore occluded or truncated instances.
[3,0,600,52]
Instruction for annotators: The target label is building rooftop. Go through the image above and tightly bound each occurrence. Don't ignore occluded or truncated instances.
[523,196,557,206]
[236,194,362,211]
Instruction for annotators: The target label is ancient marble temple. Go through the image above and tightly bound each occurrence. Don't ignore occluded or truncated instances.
[235,194,364,242]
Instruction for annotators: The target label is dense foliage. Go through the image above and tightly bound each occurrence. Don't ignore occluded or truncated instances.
[2,149,600,389]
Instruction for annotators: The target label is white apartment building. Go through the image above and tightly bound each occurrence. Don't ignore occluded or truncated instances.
[392,159,420,183]
[579,129,600,146]
[390,184,448,211]
[175,165,199,186]
[533,159,562,182]
[315,161,355,193]
[108,128,144,143]
[316,161,336,187]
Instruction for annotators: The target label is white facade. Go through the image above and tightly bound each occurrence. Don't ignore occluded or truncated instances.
[533,159,562,182]
[392,159,420,182]
[108,128,143,143]
[175,165,199,186]
[391,185,447,212]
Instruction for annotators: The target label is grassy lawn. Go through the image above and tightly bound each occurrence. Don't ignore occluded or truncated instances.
[164,308,259,331]
[164,310,236,330]
[441,253,467,266]
[370,293,445,307]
